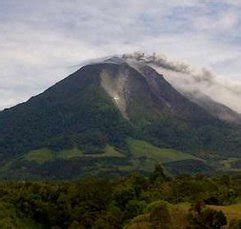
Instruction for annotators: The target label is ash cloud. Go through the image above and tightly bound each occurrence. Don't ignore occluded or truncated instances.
[123,52,241,113]
[123,52,192,74]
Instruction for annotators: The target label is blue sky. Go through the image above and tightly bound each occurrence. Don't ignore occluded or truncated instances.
[1,0,241,109]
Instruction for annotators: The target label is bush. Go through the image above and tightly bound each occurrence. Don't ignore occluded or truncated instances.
[188,203,227,229]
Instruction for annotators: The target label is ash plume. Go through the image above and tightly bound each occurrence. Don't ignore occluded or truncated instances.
[123,52,241,113]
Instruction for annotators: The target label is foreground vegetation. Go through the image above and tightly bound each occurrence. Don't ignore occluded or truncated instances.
[0,166,241,228]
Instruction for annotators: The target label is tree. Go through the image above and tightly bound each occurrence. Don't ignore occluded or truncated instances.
[150,164,167,183]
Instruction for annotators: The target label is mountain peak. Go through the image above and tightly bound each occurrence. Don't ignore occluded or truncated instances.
[103,56,126,65]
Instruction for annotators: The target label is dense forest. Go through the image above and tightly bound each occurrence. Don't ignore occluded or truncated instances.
[0,165,241,228]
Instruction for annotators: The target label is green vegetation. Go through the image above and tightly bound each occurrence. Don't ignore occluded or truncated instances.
[188,203,227,228]
[26,139,199,164]
[25,148,55,163]
[1,63,241,180]
[128,139,199,162]
[0,202,40,228]
[210,204,241,221]
[220,158,241,170]
[24,145,124,164]
[0,166,240,228]
[0,140,209,180]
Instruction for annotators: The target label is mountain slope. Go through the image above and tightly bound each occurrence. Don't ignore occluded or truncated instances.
[1,57,241,179]
[183,91,241,124]
[0,59,217,156]
[0,63,132,157]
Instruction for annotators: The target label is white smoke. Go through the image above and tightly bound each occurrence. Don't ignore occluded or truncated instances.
[123,52,241,114]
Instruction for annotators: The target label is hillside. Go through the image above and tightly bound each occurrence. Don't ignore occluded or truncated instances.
[184,91,241,124]
[1,57,241,179]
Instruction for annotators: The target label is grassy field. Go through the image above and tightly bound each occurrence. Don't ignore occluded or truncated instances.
[24,145,124,164]
[125,139,202,172]
[24,140,202,175]
[25,149,55,163]
[128,139,199,162]
[23,139,199,165]
[108,139,203,173]
[219,158,241,171]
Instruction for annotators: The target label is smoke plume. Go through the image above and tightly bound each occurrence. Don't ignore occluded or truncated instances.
[123,52,241,114]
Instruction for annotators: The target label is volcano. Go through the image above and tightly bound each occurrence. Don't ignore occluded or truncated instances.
[1,56,241,179]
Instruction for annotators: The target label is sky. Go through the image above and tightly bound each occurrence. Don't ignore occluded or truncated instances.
[1,0,241,110]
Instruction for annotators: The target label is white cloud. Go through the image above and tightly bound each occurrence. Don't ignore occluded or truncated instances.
[193,11,239,32]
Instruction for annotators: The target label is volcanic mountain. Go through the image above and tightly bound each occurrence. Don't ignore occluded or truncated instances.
[1,57,241,179]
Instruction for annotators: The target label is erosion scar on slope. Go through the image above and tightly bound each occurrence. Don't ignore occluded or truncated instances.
[100,69,129,119]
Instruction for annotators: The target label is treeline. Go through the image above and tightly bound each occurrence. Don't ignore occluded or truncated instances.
[1,166,241,228]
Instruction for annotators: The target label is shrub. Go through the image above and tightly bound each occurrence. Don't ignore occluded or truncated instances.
[188,202,227,229]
